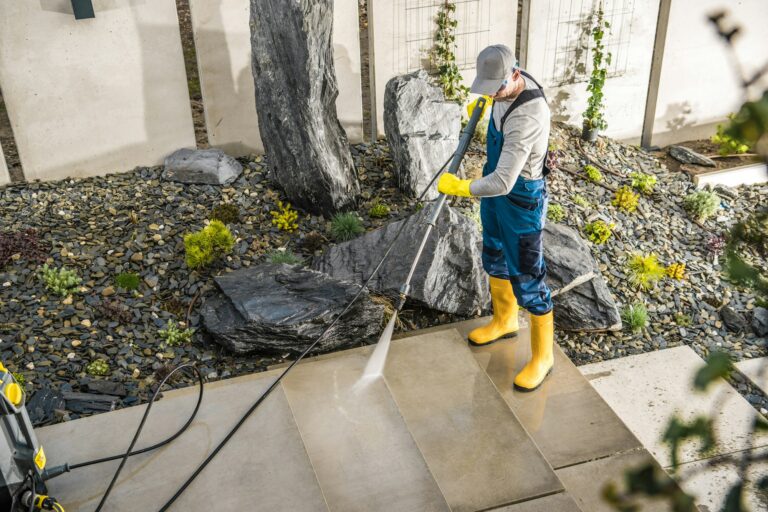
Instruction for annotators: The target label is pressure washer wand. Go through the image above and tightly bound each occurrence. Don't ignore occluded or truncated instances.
[363,96,488,379]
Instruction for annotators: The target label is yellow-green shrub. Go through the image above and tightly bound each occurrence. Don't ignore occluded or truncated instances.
[630,172,657,195]
[584,164,603,183]
[270,201,299,232]
[612,186,639,212]
[584,220,614,245]
[666,262,686,280]
[626,253,666,290]
[184,220,235,269]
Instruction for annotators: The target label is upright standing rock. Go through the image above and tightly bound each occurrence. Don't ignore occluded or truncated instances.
[384,70,461,200]
[250,0,359,214]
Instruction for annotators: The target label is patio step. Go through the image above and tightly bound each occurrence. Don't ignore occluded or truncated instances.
[34,317,682,511]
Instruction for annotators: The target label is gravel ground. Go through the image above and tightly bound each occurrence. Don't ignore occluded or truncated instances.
[1,122,766,423]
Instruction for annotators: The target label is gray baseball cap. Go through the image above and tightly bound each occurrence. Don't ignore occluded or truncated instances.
[471,44,517,95]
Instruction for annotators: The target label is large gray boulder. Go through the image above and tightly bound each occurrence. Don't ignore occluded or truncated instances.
[384,70,461,200]
[249,0,359,214]
[163,148,243,185]
[544,223,622,332]
[752,307,768,337]
[312,205,489,316]
[201,264,384,355]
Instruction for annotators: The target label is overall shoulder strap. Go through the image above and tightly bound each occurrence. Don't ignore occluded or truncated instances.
[500,88,545,129]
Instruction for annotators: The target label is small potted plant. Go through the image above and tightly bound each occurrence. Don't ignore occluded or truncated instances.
[582,3,611,141]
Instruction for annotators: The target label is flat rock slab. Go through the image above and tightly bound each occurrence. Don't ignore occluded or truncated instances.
[735,357,768,394]
[580,346,768,467]
[556,449,675,512]
[384,329,563,512]
[313,205,489,316]
[36,372,328,512]
[489,493,583,511]
[544,223,622,332]
[163,148,243,185]
[668,145,716,167]
[201,263,384,354]
[467,316,642,469]
[674,447,768,511]
[282,348,450,512]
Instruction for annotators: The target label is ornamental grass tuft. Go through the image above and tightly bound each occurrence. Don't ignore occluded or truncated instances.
[626,253,666,290]
[184,220,235,269]
[621,303,648,333]
[331,212,365,241]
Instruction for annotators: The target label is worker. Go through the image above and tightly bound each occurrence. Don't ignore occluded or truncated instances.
[438,44,554,391]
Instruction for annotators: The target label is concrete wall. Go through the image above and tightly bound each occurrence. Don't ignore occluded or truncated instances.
[189,0,364,156]
[0,142,9,186]
[523,0,660,142]
[650,0,768,147]
[0,0,196,182]
[369,0,517,138]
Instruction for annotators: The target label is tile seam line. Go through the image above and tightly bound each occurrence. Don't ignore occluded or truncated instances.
[663,443,768,470]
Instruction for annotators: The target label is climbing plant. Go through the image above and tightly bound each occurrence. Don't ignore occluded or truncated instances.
[431,1,469,104]
[582,2,612,133]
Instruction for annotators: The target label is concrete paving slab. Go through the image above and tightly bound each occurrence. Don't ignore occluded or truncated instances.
[674,447,768,512]
[580,346,768,467]
[36,371,328,512]
[557,449,675,512]
[281,350,449,512]
[384,329,563,512]
[468,318,642,469]
[489,492,582,511]
[736,357,768,395]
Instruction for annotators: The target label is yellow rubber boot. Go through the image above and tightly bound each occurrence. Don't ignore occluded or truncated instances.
[468,277,519,346]
[514,311,554,391]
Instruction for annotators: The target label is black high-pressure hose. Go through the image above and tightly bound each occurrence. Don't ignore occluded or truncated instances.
[62,97,484,511]
[156,150,459,511]
[53,154,455,512]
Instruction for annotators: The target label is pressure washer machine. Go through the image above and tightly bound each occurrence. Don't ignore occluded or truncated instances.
[0,362,65,511]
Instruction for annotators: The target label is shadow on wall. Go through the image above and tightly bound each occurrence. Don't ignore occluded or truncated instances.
[549,89,572,124]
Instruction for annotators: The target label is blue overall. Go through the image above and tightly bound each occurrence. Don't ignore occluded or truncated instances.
[480,103,553,315]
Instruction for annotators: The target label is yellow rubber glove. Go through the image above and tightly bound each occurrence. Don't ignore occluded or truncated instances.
[466,95,492,120]
[438,173,473,197]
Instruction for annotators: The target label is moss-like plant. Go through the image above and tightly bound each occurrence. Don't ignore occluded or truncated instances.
[115,272,141,291]
[331,212,365,241]
[711,113,751,155]
[210,203,241,224]
[11,372,25,388]
[630,172,657,195]
[621,303,648,333]
[184,220,235,270]
[683,191,720,222]
[97,298,133,324]
[267,249,303,265]
[0,229,48,269]
[86,360,110,376]
[39,264,81,297]
[368,201,391,219]
[612,186,639,213]
[584,220,614,245]
[674,312,692,327]
[270,201,299,232]
[584,164,603,183]
[158,320,195,347]
[572,194,590,208]
[666,262,686,280]
[547,204,566,223]
[626,253,666,290]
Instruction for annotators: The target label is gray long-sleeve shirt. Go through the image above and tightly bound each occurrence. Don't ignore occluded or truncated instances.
[469,74,550,197]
